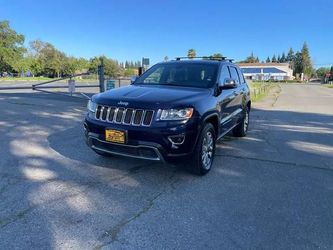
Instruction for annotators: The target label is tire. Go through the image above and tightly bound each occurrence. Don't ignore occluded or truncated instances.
[93,149,113,157]
[233,107,250,137]
[188,123,216,175]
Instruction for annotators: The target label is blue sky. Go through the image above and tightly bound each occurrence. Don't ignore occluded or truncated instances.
[1,0,332,67]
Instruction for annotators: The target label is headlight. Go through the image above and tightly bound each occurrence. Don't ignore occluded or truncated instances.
[159,108,193,120]
[87,100,97,113]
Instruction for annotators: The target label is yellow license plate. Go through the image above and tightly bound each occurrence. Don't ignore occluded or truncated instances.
[105,129,125,144]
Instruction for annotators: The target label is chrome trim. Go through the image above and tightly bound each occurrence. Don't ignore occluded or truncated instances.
[99,106,104,120]
[106,107,111,121]
[168,135,185,145]
[95,105,154,127]
[221,108,243,124]
[217,123,238,141]
[130,109,136,125]
[89,136,164,162]
[141,110,146,126]
[132,109,144,126]
[142,110,155,127]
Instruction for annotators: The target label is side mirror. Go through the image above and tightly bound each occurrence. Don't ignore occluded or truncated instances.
[219,78,237,90]
[130,75,138,84]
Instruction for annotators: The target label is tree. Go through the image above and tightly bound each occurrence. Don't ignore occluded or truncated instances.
[242,52,259,63]
[187,49,196,58]
[293,52,303,76]
[316,67,330,78]
[277,55,281,63]
[266,57,271,63]
[164,56,169,61]
[88,57,100,74]
[210,53,223,58]
[301,42,313,78]
[0,20,26,72]
[272,55,277,63]
[281,52,286,63]
[287,48,294,62]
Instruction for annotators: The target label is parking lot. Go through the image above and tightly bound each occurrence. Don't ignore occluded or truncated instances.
[0,84,333,249]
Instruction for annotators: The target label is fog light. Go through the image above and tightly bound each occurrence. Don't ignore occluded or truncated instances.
[168,135,185,145]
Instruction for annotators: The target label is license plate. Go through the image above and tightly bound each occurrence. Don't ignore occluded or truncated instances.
[105,129,126,144]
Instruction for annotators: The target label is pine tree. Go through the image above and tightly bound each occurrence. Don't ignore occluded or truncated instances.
[277,55,281,63]
[266,57,271,63]
[301,42,313,78]
[287,48,294,62]
[272,55,277,63]
[281,52,286,63]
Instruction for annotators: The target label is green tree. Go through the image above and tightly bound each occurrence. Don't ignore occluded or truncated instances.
[277,55,281,63]
[293,52,303,76]
[187,49,196,58]
[301,42,313,78]
[316,67,330,78]
[272,55,277,63]
[281,53,286,62]
[266,57,271,63]
[0,20,26,72]
[88,57,100,74]
[210,53,223,58]
[242,52,259,63]
[286,48,295,62]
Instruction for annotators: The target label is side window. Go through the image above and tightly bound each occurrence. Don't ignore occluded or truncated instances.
[236,68,245,84]
[229,66,240,85]
[219,66,231,83]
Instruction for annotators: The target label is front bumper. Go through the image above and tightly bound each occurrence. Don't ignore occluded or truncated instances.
[84,115,200,162]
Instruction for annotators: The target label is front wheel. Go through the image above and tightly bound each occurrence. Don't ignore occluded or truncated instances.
[233,107,250,137]
[188,123,216,175]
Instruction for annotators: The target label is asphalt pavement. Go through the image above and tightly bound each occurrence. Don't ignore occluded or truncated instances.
[0,84,332,249]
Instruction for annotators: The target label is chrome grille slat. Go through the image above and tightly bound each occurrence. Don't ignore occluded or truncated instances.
[99,106,104,120]
[95,105,154,127]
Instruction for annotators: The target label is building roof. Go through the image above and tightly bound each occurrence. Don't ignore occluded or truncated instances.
[238,63,290,67]
[241,67,287,74]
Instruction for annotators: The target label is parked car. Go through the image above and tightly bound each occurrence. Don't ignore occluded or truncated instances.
[84,58,251,175]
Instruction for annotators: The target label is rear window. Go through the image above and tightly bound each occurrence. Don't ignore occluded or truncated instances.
[135,63,218,88]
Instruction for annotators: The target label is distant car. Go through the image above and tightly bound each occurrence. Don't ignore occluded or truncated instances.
[84,58,251,175]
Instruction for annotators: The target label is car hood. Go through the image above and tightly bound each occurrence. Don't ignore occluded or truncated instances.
[92,85,212,108]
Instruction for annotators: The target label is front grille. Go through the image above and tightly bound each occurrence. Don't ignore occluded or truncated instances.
[95,105,154,126]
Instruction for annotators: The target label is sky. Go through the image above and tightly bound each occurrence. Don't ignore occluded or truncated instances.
[1,0,333,67]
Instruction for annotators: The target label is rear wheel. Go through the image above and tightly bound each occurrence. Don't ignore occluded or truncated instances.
[233,107,249,137]
[188,123,216,175]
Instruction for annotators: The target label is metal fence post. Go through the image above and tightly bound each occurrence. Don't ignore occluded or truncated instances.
[98,58,105,93]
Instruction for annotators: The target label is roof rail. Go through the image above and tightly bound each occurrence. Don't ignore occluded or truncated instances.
[175,56,235,62]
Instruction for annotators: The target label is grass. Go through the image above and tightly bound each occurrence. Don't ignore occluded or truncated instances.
[249,82,278,102]
[322,83,333,88]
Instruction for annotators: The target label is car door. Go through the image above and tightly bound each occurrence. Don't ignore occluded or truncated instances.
[228,66,243,123]
[217,65,239,135]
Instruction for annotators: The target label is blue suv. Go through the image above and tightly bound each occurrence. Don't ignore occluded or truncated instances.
[84,58,251,175]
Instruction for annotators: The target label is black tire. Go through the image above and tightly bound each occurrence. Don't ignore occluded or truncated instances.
[188,123,216,175]
[93,149,113,157]
[233,107,250,137]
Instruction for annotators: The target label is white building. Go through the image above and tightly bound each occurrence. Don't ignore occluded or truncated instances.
[238,63,293,81]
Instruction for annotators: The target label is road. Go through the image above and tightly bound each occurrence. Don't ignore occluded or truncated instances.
[0,84,332,249]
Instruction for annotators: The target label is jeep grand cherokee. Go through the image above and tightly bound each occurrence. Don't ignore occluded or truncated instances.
[84,58,251,175]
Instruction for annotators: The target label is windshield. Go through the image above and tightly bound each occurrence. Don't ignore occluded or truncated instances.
[134,63,218,88]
